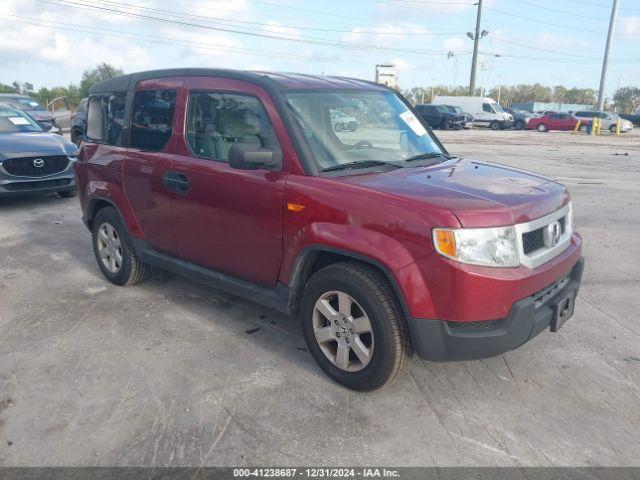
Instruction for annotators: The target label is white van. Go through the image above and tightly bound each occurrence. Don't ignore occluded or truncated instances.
[433,96,513,130]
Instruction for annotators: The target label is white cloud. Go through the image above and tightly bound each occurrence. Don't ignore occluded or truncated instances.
[263,21,301,40]
[343,24,430,47]
[536,32,589,50]
[443,37,467,54]
[188,0,251,19]
[391,58,411,71]
[160,27,246,64]
[618,16,640,37]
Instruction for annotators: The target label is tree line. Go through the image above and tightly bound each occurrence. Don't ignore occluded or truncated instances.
[0,63,123,110]
[2,63,639,114]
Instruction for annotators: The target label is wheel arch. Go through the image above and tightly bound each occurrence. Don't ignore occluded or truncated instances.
[84,195,144,240]
[285,246,411,319]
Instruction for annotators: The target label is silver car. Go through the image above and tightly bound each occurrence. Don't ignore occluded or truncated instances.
[574,110,633,133]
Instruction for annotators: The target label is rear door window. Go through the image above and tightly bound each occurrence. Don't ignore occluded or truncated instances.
[186,91,281,163]
[130,89,177,151]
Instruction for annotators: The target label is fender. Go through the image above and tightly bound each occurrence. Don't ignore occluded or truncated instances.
[84,185,145,239]
[280,223,435,318]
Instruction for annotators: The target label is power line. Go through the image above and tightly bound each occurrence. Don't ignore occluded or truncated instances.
[509,0,606,21]
[490,35,604,59]
[0,13,376,66]
[564,0,640,12]
[483,6,606,34]
[67,0,465,36]
[34,0,462,57]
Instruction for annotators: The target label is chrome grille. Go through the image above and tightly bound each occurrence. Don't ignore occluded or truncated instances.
[515,203,572,269]
[1,156,70,177]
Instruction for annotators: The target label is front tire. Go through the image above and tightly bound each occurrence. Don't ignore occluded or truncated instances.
[300,262,412,391]
[92,207,148,286]
[515,120,525,130]
[490,121,500,130]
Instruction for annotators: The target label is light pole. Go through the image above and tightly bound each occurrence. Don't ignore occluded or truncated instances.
[447,52,458,89]
[468,0,487,95]
[597,0,619,111]
[497,75,503,105]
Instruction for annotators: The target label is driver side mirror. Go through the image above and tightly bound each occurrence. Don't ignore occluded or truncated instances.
[228,143,282,171]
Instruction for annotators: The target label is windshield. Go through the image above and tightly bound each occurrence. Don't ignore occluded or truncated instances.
[16,98,46,111]
[493,103,505,113]
[0,109,44,133]
[285,90,444,171]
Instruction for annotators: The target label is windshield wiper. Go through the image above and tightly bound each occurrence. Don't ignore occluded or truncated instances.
[404,152,454,163]
[321,160,403,172]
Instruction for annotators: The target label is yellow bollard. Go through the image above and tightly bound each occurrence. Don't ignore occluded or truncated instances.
[591,117,597,135]
[616,117,621,135]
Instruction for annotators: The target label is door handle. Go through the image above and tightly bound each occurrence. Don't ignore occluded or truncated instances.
[163,171,190,195]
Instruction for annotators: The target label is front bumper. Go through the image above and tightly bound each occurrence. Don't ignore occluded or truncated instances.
[408,257,584,361]
[0,169,76,197]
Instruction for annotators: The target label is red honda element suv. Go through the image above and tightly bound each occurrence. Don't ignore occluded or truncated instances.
[76,69,584,391]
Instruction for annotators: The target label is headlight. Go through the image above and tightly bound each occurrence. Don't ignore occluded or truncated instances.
[433,226,519,267]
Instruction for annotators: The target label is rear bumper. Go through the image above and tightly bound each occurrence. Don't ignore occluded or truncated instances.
[408,257,584,361]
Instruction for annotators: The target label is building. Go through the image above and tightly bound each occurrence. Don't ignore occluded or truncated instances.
[511,102,593,113]
[375,64,397,89]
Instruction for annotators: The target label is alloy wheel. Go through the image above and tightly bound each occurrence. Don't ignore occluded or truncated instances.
[96,222,124,274]
[312,290,374,372]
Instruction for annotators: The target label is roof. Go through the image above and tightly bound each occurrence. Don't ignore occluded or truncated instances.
[90,68,386,94]
[0,93,31,98]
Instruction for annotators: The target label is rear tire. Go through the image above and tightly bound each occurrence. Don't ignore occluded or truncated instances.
[300,262,412,391]
[537,123,549,132]
[92,207,148,286]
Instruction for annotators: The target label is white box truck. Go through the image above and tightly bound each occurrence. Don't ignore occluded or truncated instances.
[433,96,513,130]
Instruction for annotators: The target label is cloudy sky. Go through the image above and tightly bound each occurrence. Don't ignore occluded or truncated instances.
[0,0,639,96]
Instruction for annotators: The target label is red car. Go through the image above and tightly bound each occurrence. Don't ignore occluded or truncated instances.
[76,69,584,391]
[527,112,589,132]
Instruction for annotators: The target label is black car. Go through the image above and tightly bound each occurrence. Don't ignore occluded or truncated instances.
[70,98,88,146]
[0,104,77,198]
[619,113,640,126]
[414,104,465,130]
[443,105,474,129]
[0,93,57,132]
[504,107,533,130]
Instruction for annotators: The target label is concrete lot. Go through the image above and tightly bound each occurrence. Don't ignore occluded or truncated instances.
[1,129,639,467]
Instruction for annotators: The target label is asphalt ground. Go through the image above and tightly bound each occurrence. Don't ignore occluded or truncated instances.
[0,128,639,467]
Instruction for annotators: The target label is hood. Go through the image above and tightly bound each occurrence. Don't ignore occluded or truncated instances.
[337,158,569,228]
[0,132,77,160]
[25,110,55,122]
